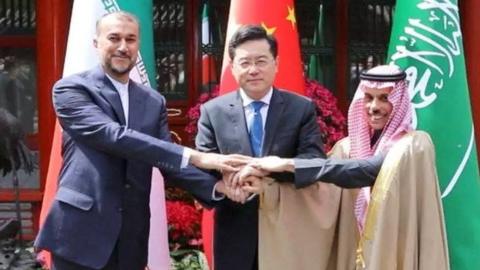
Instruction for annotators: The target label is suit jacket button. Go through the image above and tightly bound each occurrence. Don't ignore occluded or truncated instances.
[118,207,123,212]
[124,183,131,189]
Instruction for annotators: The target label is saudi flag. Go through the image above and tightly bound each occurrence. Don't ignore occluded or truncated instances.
[307,3,324,83]
[39,0,170,269]
[387,1,480,269]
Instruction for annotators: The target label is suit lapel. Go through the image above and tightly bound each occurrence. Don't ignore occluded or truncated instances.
[227,91,253,156]
[127,82,145,131]
[263,89,285,155]
[95,68,127,125]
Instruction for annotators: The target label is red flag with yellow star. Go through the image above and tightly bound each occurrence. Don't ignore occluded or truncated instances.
[202,1,304,268]
[219,0,304,95]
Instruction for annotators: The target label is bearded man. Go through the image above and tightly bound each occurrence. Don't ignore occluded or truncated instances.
[244,65,449,270]
[35,11,248,270]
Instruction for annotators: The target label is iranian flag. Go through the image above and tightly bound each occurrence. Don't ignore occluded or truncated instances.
[201,2,217,89]
[387,1,480,269]
[38,1,170,269]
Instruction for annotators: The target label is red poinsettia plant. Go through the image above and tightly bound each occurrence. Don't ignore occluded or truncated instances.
[184,86,220,143]
[184,79,346,152]
[304,79,347,152]
[166,200,202,251]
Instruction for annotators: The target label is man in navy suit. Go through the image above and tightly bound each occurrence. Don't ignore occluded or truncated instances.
[35,11,247,270]
[195,25,325,270]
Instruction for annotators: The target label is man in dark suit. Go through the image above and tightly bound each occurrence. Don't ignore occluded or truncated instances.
[35,11,247,270]
[195,25,325,270]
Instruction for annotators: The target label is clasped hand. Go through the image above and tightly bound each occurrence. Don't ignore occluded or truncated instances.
[216,156,294,203]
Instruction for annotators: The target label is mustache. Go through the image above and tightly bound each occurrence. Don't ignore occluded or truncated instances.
[369,109,381,115]
[112,52,130,58]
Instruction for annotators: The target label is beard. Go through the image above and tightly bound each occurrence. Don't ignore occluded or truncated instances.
[106,55,136,76]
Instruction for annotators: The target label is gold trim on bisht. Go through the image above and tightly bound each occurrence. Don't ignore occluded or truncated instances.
[355,133,413,269]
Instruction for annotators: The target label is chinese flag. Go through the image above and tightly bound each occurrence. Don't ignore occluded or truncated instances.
[202,0,304,268]
[219,0,304,95]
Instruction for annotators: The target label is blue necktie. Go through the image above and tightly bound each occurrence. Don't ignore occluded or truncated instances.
[249,101,264,157]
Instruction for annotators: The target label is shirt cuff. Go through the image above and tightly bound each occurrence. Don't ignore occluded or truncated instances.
[246,193,257,201]
[181,148,192,169]
[212,182,225,201]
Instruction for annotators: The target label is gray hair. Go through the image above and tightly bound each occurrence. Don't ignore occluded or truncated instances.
[95,11,140,36]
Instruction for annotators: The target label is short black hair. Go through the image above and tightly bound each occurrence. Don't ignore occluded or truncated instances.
[228,25,278,60]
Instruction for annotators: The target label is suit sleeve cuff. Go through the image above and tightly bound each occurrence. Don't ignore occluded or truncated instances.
[212,182,225,201]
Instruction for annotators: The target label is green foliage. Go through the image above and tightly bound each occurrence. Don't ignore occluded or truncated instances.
[170,249,210,270]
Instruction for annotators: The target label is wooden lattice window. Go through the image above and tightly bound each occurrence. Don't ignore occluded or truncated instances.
[153,0,188,101]
[297,0,336,92]
[348,0,396,99]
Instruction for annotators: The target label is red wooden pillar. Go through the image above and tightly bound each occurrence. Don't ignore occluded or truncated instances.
[35,0,71,232]
[461,0,480,158]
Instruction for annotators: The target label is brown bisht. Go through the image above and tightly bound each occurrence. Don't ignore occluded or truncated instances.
[258,131,449,270]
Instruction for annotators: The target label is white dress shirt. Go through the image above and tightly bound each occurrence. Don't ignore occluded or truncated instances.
[239,87,273,133]
[106,75,130,126]
[239,88,273,201]
[106,75,192,168]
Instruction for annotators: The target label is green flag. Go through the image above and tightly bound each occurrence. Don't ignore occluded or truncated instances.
[307,4,324,83]
[112,0,157,88]
[307,30,320,81]
[387,1,480,269]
